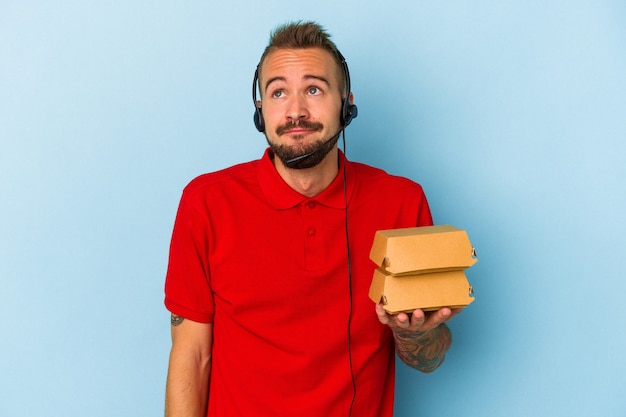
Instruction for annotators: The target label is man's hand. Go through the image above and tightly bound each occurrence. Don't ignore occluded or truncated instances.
[375,304,462,333]
[375,304,462,373]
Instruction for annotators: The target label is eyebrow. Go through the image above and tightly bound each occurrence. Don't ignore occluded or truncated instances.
[264,74,331,93]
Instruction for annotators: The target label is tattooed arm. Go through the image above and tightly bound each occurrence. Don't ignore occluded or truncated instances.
[165,315,213,417]
[376,304,460,373]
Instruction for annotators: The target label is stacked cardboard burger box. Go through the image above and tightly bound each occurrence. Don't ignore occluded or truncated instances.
[368,225,477,314]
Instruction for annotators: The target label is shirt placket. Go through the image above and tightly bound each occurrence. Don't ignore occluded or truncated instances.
[302,199,325,270]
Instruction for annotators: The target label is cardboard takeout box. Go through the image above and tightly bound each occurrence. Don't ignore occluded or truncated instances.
[368,225,477,314]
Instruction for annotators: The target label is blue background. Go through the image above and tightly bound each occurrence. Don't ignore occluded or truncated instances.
[1,1,625,416]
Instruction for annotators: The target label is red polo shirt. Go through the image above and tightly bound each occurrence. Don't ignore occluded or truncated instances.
[165,148,432,417]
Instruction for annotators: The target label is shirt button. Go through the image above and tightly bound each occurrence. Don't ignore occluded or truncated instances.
[307,201,317,209]
[307,227,316,236]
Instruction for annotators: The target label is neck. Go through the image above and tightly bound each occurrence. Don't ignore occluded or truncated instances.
[274,147,339,198]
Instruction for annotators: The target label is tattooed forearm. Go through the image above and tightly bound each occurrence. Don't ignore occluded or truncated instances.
[171,314,185,327]
[393,323,452,373]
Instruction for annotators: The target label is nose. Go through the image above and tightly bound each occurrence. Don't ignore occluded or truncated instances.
[286,94,309,123]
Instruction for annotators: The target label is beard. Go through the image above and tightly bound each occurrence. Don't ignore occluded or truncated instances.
[266,120,341,169]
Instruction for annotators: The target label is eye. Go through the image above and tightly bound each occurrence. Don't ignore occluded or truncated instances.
[271,89,285,99]
[307,86,321,95]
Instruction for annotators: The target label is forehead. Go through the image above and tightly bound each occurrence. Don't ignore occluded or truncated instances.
[260,48,342,88]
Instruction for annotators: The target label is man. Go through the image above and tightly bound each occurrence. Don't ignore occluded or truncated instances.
[164,21,460,417]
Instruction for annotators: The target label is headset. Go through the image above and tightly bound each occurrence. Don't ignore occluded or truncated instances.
[252,51,358,132]
[252,49,359,416]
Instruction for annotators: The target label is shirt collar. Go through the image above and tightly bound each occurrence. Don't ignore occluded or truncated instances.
[257,147,355,210]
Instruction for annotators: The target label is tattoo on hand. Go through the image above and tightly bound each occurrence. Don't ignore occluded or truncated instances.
[393,324,452,373]
[171,314,185,326]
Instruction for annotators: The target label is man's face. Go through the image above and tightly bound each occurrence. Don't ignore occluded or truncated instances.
[258,47,344,168]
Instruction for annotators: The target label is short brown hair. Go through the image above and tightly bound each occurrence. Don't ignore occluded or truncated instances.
[257,21,346,93]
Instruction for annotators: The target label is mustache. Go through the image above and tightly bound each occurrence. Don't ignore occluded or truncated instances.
[276,120,323,136]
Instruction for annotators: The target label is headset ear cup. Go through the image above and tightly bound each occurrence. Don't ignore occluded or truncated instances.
[252,67,265,133]
[348,103,358,124]
[341,100,358,127]
[254,107,265,132]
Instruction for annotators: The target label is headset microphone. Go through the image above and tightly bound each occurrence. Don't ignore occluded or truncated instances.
[284,151,315,169]
[284,129,342,168]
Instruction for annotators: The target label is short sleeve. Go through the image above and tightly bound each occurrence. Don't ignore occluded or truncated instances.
[164,187,215,323]
[415,185,433,227]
